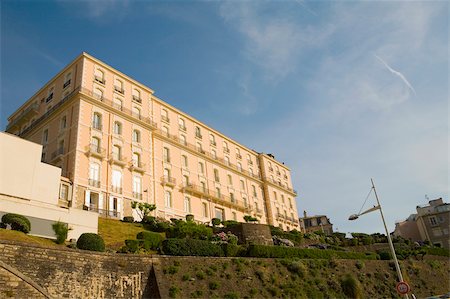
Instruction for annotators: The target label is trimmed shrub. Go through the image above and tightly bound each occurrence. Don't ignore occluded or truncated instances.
[222,243,243,257]
[341,274,363,299]
[211,218,221,227]
[52,221,70,244]
[426,247,450,257]
[166,220,212,240]
[222,220,239,228]
[162,238,224,257]
[125,239,140,253]
[77,233,105,252]
[247,245,377,260]
[136,231,164,250]
[2,213,31,233]
[123,216,134,223]
[185,214,194,222]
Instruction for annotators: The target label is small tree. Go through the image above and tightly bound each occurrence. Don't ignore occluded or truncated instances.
[131,201,156,222]
[52,221,72,244]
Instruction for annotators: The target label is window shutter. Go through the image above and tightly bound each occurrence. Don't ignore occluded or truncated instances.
[98,193,104,209]
[84,190,91,207]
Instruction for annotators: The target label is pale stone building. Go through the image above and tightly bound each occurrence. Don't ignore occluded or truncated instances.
[298,211,333,235]
[5,52,300,231]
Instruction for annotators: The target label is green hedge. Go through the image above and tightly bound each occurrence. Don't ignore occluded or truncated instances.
[222,243,243,257]
[425,247,450,257]
[162,238,224,257]
[77,233,105,252]
[247,245,377,260]
[1,213,31,233]
[136,231,164,250]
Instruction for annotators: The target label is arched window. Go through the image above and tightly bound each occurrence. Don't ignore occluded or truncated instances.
[227,174,232,185]
[198,162,204,174]
[113,122,122,135]
[164,168,170,178]
[161,109,169,122]
[94,69,105,83]
[132,152,140,165]
[114,79,124,94]
[209,134,216,146]
[281,194,285,203]
[197,142,203,153]
[89,162,100,182]
[183,175,189,187]
[240,180,245,190]
[180,134,187,145]
[214,169,220,182]
[112,169,122,192]
[236,148,241,159]
[92,113,102,130]
[195,126,202,138]
[182,155,188,168]
[224,156,230,166]
[132,129,141,143]
[184,197,191,213]
[162,126,169,137]
[91,137,100,151]
[237,162,242,172]
[179,118,186,131]
[114,98,123,110]
[112,145,121,160]
[223,141,229,153]
[94,88,103,100]
[132,89,141,103]
[132,107,141,119]
[163,147,170,162]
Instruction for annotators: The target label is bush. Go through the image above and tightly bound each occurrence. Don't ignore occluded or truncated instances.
[425,247,450,257]
[341,274,363,299]
[2,213,31,233]
[211,218,221,227]
[377,250,391,260]
[185,214,194,222]
[52,221,70,244]
[77,233,105,252]
[247,245,377,260]
[167,220,212,240]
[162,239,224,256]
[136,231,164,250]
[125,239,140,253]
[0,223,6,229]
[209,281,220,290]
[123,216,134,223]
[222,243,243,257]
[222,220,239,228]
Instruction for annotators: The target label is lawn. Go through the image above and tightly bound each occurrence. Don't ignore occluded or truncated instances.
[0,228,62,247]
[98,218,147,250]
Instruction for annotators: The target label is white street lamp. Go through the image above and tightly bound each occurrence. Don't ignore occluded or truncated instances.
[348,179,410,298]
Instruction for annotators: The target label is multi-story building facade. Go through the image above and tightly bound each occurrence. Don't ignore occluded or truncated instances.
[5,52,300,231]
[393,198,449,249]
[298,211,333,235]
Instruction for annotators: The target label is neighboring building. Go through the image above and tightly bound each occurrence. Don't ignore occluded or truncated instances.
[393,198,449,249]
[0,132,97,239]
[5,52,300,231]
[298,211,333,235]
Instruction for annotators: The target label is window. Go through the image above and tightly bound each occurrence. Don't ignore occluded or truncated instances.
[112,145,121,160]
[201,181,206,193]
[112,170,122,193]
[223,141,229,153]
[211,149,216,159]
[237,162,242,172]
[162,126,169,137]
[60,116,67,131]
[64,72,72,88]
[59,184,69,201]
[214,169,220,182]
[182,175,189,187]
[249,168,253,175]
[198,162,204,174]
[164,168,171,179]
[230,193,235,203]
[132,152,140,165]
[281,194,285,203]
[92,113,102,130]
[89,162,100,187]
[252,185,257,197]
[184,197,191,213]
[227,174,232,185]
[180,134,187,145]
[46,87,54,103]
[161,109,169,122]
[163,147,170,162]
[179,118,186,131]
[132,107,141,119]
[429,217,438,226]
[243,197,247,207]
[240,180,245,190]
[94,88,103,100]
[113,122,122,135]
[114,98,123,110]
[197,142,203,153]
[202,202,208,217]
[247,154,252,165]
[273,191,278,201]
[43,129,49,144]
[133,176,142,199]
[209,134,216,146]
[276,166,280,175]
[289,198,293,208]
[182,155,188,168]
[91,137,100,151]
[132,89,141,103]
[195,126,202,138]
[236,148,241,159]
[268,162,273,172]
[165,191,172,208]
[215,187,221,198]
[58,139,65,153]
[94,68,105,83]
[215,208,224,221]
[225,156,230,166]
[132,129,141,143]
[114,79,124,94]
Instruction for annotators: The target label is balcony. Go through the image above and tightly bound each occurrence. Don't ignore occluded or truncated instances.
[51,147,64,162]
[179,125,187,132]
[88,179,101,188]
[161,115,170,123]
[58,198,70,208]
[195,132,202,139]
[85,144,106,159]
[92,123,103,131]
[114,86,124,94]
[223,148,230,154]
[161,176,176,187]
[132,95,142,103]
[210,141,217,146]
[236,154,242,159]
[133,192,143,200]
[6,102,39,131]
[111,186,122,194]
[94,76,105,84]
[88,205,120,219]
[129,161,146,173]
[109,155,127,167]
[63,80,71,88]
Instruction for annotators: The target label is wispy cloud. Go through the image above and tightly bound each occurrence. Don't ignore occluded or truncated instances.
[374,54,416,95]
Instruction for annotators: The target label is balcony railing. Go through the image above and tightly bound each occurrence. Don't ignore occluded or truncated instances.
[223,148,230,154]
[179,125,187,132]
[111,186,122,194]
[6,102,39,131]
[161,176,176,186]
[94,76,105,84]
[114,86,124,94]
[266,177,297,195]
[89,205,120,219]
[161,115,170,123]
[210,141,217,146]
[85,144,106,159]
[132,95,142,103]
[88,179,100,188]
[129,161,146,173]
[58,198,70,208]
[63,80,71,88]
[195,132,202,139]
[92,123,103,131]
[51,147,64,161]
[110,155,127,167]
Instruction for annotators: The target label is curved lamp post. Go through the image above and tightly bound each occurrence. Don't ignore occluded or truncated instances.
[349,179,409,299]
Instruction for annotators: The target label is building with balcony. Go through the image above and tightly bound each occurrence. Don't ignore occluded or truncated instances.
[394,198,449,249]
[5,52,300,231]
[298,211,333,235]
[0,132,97,239]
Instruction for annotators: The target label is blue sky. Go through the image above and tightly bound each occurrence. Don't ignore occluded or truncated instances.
[1,0,448,235]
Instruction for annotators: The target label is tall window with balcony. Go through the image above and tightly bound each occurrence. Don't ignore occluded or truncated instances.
[132,129,141,143]
[201,181,206,193]
[132,107,141,119]
[215,187,221,198]
[112,145,122,161]
[252,185,257,198]
[163,147,170,163]
[89,162,100,188]
[111,169,122,193]
[132,152,140,167]
[91,137,100,153]
[133,176,142,200]
[214,169,220,182]
[230,192,235,203]
[132,89,141,103]
[237,162,242,172]
[223,141,229,153]
[92,113,102,130]
[165,191,172,208]
[197,142,203,153]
